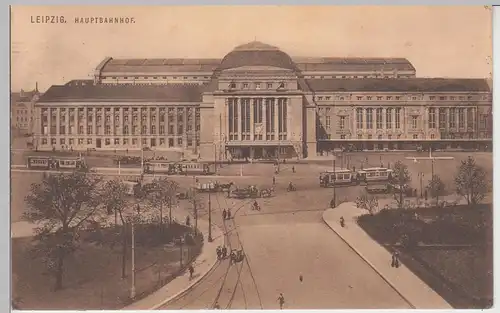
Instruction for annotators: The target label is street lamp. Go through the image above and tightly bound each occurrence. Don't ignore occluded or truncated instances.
[208,189,213,242]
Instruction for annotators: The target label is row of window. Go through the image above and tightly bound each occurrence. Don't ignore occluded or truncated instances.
[304,74,414,79]
[321,108,489,132]
[324,132,485,140]
[228,82,286,90]
[41,137,195,147]
[316,94,483,102]
[107,76,211,80]
[44,113,195,125]
[44,107,198,115]
[42,123,199,136]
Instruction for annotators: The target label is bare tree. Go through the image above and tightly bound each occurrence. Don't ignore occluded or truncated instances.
[391,161,412,209]
[427,174,445,206]
[143,177,179,228]
[355,191,379,215]
[455,156,490,206]
[99,179,133,279]
[24,172,101,291]
[187,187,203,234]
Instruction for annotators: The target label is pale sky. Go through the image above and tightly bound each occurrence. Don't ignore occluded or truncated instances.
[11,6,492,92]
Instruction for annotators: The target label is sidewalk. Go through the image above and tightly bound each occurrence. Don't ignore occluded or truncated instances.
[11,203,224,310]
[323,202,453,309]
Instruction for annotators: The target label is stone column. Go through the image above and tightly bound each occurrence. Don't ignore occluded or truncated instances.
[183,107,188,150]
[250,98,254,141]
[92,108,97,137]
[274,98,279,141]
[236,98,241,141]
[56,108,60,137]
[262,98,267,139]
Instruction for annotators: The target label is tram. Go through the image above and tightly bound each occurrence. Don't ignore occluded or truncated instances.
[144,161,215,176]
[26,156,87,171]
[356,167,393,185]
[143,161,177,175]
[319,169,355,187]
[177,162,215,176]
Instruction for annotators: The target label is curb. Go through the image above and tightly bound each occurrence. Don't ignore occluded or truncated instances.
[146,224,224,310]
[321,208,417,309]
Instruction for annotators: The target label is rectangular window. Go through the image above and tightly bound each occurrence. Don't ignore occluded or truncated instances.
[159,125,165,134]
[386,108,392,129]
[241,98,251,140]
[356,108,363,129]
[366,108,373,129]
[458,108,465,128]
[376,108,383,129]
[339,116,345,129]
[428,108,436,129]
[395,108,401,129]
[467,108,474,129]
[411,116,418,129]
[325,115,331,129]
[449,108,456,128]
[439,108,446,129]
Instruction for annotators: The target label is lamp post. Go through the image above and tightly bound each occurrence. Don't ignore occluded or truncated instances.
[332,154,337,207]
[130,220,136,300]
[418,172,424,198]
[208,189,213,242]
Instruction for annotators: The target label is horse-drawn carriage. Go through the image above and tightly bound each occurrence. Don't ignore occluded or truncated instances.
[228,185,274,199]
[195,181,234,193]
[230,249,245,264]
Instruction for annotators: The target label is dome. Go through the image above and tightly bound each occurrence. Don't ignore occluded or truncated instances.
[218,41,296,70]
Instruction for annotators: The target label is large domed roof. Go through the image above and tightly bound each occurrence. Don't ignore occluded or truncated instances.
[218,41,296,70]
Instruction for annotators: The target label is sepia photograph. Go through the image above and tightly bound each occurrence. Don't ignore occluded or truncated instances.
[10,5,493,310]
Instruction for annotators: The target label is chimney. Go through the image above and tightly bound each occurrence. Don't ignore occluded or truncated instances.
[35,82,38,93]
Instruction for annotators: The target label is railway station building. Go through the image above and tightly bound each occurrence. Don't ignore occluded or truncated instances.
[34,41,493,160]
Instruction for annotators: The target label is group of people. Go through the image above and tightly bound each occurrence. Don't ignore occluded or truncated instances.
[216,245,228,260]
[222,209,232,220]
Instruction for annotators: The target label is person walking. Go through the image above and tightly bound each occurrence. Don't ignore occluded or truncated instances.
[222,209,227,220]
[273,176,276,185]
[188,264,194,279]
[277,293,285,310]
[391,251,400,268]
[292,166,295,173]
[227,209,232,220]
[340,216,345,228]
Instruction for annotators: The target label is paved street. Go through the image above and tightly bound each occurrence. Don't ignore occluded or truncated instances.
[160,181,410,309]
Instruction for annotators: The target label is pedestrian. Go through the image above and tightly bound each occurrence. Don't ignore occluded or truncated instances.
[273,176,276,185]
[277,293,285,310]
[222,209,227,220]
[292,166,295,173]
[227,209,232,220]
[222,245,227,259]
[340,216,345,228]
[391,251,400,268]
[424,189,428,201]
[188,265,194,279]
[186,215,191,226]
[216,246,222,260]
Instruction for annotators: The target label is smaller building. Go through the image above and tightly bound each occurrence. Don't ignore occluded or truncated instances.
[11,87,40,136]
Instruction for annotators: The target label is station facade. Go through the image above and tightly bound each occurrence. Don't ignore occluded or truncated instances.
[34,41,492,160]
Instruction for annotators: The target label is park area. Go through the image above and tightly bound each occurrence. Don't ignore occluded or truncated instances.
[11,171,203,310]
[357,203,493,309]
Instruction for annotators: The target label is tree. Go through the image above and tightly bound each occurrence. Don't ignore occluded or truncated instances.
[187,187,203,234]
[24,172,101,291]
[143,177,179,228]
[427,174,445,206]
[355,191,379,215]
[391,161,412,209]
[99,179,133,279]
[455,156,490,206]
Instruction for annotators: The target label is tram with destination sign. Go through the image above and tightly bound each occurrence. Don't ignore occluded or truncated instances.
[319,169,356,187]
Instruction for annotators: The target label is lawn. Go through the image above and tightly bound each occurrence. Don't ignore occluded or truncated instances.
[357,203,493,309]
[12,223,202,310]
